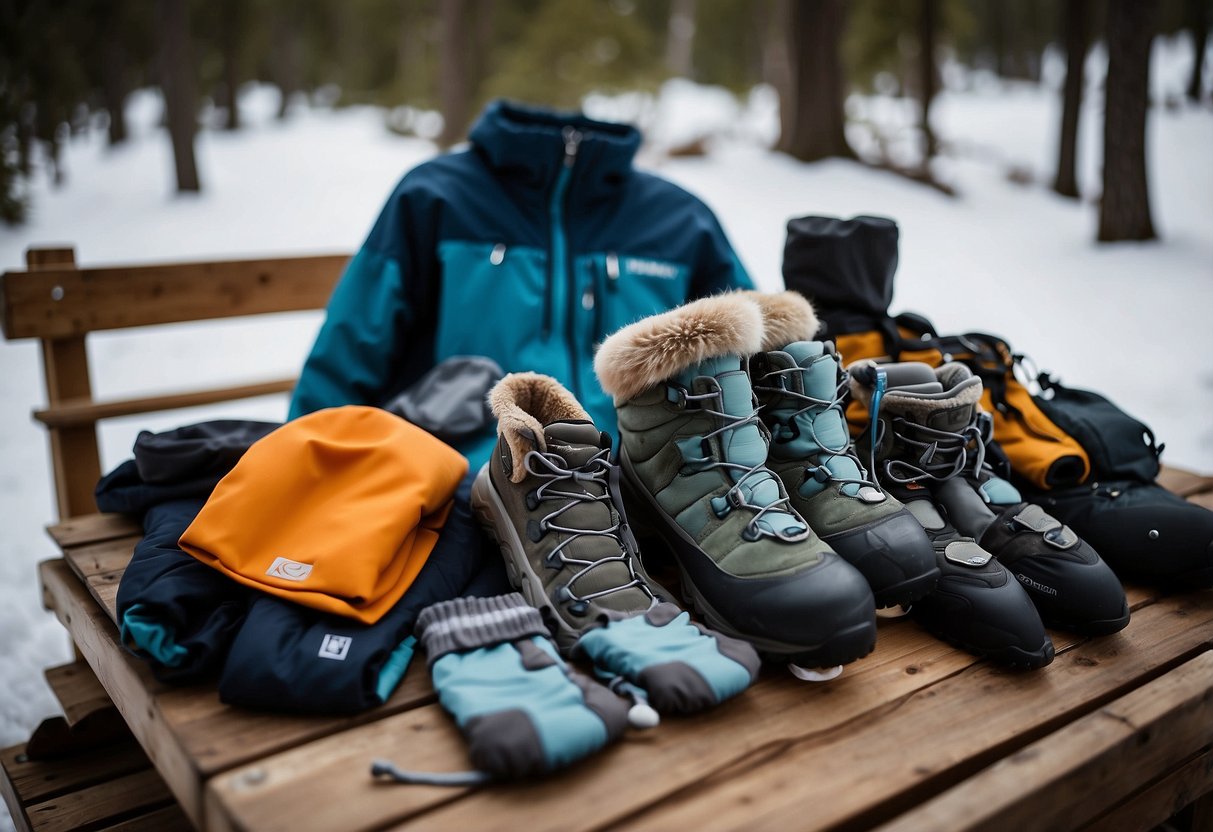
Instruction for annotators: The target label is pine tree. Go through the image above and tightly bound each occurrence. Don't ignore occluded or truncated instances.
[156,0,201,192]
[779,0,854,161]
[1098,0,1156,242]
[1053,0,1089,198]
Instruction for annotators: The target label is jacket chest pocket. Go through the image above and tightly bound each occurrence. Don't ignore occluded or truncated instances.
[435,241,551,368]
[582,252,692,342]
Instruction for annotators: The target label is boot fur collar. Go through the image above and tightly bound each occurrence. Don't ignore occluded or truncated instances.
[744,290,821,349]
[489,372,590,482]
[594,293,763,402]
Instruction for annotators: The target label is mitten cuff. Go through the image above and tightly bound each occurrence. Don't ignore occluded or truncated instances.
[416,593,549,664]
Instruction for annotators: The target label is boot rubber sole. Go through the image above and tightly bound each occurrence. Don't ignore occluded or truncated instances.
[914,619,1055,670]
[676,563,876,667]
[618,450,876,668]
[866,569,941,610]
[1040,603,1131,637]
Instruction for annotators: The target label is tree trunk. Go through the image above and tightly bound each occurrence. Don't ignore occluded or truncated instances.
[156,0,201,192]
[1187,0,1208,101]
[1098,0,1156,242]
[1053,0,1088,198]
[220,0,242,130]
[273,8,302,119]
[919,0,938,165]
[666,0,697,78]
[437,0,468,148]
[101,11,129,145]
[779,0,854,162]
[469,0,497,98]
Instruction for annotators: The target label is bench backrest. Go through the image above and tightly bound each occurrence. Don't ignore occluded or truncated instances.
[1,246,348,519]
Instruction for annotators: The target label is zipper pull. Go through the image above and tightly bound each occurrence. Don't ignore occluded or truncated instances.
[562,126,582,167]
[605,252,619,286]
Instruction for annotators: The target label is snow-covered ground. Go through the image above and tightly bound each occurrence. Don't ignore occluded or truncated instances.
[0,35,1209,826]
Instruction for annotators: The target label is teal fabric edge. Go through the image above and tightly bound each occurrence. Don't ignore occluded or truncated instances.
[121,604,189,667]
[375,634,419,703]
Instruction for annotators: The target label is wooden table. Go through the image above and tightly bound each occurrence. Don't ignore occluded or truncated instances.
[35,511,1213,832]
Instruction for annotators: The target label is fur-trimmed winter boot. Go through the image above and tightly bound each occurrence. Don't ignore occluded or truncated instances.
[470,372,664,651]
[745,291,939,608]
[851,361,1129,637]
[595,294,876,669]
[849,361,1055,668]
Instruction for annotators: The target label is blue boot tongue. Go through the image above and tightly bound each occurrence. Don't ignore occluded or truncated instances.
[677,356,805,536]
[783,342,863,496]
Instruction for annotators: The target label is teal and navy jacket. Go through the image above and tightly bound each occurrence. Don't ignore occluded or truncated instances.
[289,100,752,467]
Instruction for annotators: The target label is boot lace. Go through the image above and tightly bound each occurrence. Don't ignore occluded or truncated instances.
[523,448,654,611]
[679,388,808,543]
[880,417,986,485]
[753,364,881,492]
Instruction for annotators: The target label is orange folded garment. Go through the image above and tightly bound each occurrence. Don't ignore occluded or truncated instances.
[179,406,469,624]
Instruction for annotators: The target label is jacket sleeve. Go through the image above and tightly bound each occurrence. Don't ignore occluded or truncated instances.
[288,179,431,420]
[689,209,754,297]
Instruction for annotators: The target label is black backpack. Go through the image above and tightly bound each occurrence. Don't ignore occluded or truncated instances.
[782,214,1213,587]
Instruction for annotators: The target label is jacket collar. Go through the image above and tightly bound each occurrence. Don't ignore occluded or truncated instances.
[468,100,640,200]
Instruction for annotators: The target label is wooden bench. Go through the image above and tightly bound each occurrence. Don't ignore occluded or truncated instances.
[4,246,1213,832]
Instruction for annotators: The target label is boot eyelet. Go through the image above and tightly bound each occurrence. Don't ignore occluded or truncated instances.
[741,526,761,542]
[525,490,540,510]
[545,550,562,569]
[527,519,546,542]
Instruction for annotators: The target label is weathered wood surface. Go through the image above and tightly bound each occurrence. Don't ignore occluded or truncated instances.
[25,768,176,832]
[47,513,140,550]
[44,662,116,729]
[0,731,189,832]
[34,378,296,429]
[1,253,347,340]
[1079,746,1213,832]
[873,651,1213,832]
[33,489,1213,831]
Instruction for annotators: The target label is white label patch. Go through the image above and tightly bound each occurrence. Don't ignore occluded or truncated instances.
[318,634,352,661]
[624,258,679,280]
[265,557,313,582]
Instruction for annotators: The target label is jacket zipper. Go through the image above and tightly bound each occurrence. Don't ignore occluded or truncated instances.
[548,127,581,390]
[593,251,619,340]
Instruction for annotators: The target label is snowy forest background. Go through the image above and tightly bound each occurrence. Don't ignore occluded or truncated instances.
[0,3,1211,828]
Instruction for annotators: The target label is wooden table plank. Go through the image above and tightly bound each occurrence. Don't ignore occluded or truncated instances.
[873,651,1213,832]
[98,803,193,831]
[61,536,140,583]
[47,514,140,550]
[25,768,175,832]
[39,558,438,829]
[1157,465,1213,498]
[44,662,115,728]
[204,602,1104,832]
[1079,745,1213,832]
[0,740,150,807]
[599,593,1213,832]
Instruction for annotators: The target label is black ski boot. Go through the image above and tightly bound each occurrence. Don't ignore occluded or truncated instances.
[852,361,1129,638]
[850,362,1055,668]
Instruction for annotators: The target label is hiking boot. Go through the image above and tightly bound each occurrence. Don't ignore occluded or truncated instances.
[850,361,1055,668]
[857,361,1128,636]
[470,372,666,652]
[860,361,1129,635]
[746,291,939,608]
[594,294,876,668]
